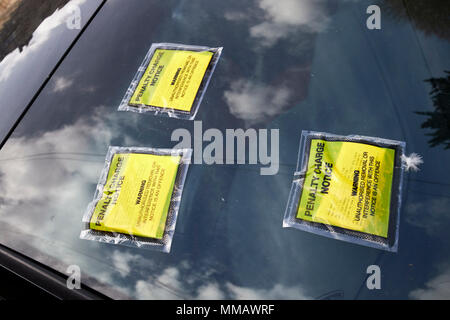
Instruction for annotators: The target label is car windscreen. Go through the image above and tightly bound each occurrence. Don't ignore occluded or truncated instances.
[0,0,449,299]
[0,0,104,145]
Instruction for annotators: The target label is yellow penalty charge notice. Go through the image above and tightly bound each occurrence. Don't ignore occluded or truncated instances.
[89,153,181,239]
[297,139,395,238]
[129,48,214,112]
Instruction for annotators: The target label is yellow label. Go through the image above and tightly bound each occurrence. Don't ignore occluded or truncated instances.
[297,139,395,238]
[129,49,214,112]
[90,153,181,239]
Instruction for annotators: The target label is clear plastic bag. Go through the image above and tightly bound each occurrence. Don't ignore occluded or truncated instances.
[80,146,192,253]
[283,131,405,252]
[118,43,223,120]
